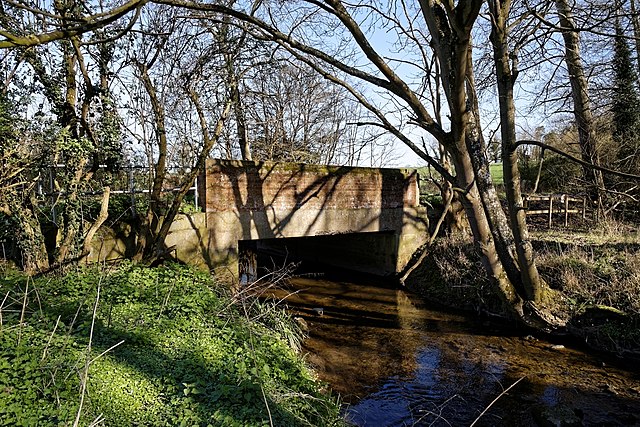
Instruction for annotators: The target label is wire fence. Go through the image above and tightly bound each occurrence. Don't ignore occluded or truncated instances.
[35,165,201,222]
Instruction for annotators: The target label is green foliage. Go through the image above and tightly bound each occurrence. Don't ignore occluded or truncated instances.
[94,95,124,171]
[179,199,201,215]
[0,93,17,148]
[613,21,640,173]
[420,193,443,207]
[0,263,344,426]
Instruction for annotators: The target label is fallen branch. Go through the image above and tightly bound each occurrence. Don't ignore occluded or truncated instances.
[469,376,526,427]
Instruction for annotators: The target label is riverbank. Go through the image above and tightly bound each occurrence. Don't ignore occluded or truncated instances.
[0,262,344,426]
[404,227,640,361]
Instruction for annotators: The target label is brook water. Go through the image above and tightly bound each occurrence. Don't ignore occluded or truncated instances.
[269,276,640,426]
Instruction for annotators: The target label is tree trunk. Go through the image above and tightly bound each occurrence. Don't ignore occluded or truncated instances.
[134,61,168,260]
[489,0,548,303]
[630,0,640,76]
[450,140,525,314]
[417,0,526,317]
[18,194,50,274]
[233,82,252,161]
[555,0,605,213]
[80,186,111,260]
[437,144,468,235]
[464,45,524,293]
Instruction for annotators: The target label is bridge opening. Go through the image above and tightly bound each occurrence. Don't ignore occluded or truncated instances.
[238,231,399,284]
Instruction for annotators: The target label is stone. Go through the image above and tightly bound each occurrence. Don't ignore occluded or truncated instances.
[532,404,583,427]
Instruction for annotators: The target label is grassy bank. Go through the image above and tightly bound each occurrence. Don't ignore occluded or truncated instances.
[0,262,344,426]
[405,229,640,358]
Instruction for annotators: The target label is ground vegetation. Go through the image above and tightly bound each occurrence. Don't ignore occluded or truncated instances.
[0,261,344,426]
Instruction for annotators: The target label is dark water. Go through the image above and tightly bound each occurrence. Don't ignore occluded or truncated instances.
[269,277,640,426]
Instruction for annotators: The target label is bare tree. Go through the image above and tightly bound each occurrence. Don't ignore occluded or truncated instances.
[124,4,239,263]
[244,61,366,164]
[142,0,564,322]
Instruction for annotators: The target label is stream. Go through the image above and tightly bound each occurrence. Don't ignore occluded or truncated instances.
[268,276,640,426]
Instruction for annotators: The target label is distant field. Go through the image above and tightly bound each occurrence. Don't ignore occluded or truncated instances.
[490,163,503,185]
[414,163,504,186]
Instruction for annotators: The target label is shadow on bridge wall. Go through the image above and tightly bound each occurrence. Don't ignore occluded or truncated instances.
[200,159,429,279]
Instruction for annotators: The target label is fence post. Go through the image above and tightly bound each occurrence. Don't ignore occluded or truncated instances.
[194,175,199,211]
[582,197,586,220]
[548,195,553,228]
[564,194,569,227]
[129,167,136,216]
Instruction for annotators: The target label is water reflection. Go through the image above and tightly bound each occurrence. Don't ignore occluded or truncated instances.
[269,277,640,426]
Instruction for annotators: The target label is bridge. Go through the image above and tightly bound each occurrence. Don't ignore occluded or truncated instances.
[197,159,429,279]
[91,159,430,280]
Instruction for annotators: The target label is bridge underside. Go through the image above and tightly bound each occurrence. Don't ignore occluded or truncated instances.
[238,231,399,280]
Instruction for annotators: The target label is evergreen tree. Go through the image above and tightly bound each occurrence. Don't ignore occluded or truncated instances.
[613,20,640,172]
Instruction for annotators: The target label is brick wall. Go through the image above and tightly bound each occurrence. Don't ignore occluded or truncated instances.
[201,160,419,213]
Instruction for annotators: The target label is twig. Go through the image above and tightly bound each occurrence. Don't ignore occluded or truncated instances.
[17,276,29,347]
[469,376,526,427]
[41,315,62,361]
[0,290,10,331]
[90,340,125,365]
[88,414,105,427]
[73,276,102,427]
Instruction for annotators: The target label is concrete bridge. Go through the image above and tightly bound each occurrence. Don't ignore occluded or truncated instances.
[90,159,429,279]
[196,159,429,279]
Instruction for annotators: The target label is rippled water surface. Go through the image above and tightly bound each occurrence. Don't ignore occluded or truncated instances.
[269,277,640,426]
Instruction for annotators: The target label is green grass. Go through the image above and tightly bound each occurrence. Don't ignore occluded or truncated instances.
[0,263,344,426]
[415,164,503,184]
[489,163,503,185]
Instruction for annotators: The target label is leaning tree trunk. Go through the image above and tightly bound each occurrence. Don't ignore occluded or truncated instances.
[419,0,526,317]
[449,136,525,315]
[464,46,524,294]
[80,186,111,260]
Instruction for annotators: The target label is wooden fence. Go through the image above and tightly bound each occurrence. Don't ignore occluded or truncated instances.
[524,194,586,228]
